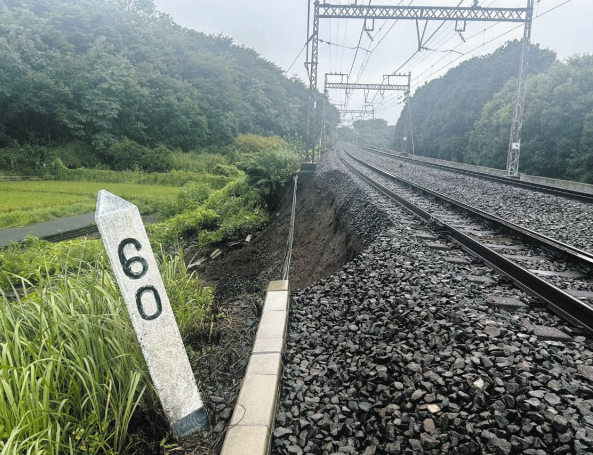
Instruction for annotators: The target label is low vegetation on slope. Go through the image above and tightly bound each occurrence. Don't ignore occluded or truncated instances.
[0,134,300,452]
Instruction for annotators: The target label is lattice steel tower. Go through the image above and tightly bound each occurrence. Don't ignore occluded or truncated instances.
[305,1,535,175]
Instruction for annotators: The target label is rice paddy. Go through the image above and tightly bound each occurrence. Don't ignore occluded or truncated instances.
[0,181,181,229]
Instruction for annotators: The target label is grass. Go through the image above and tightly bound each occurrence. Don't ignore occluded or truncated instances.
[0,244,213,454]
[0,136,301,453]
[0,181,181,229]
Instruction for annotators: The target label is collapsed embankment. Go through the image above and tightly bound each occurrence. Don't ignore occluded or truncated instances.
[176,153,392,454]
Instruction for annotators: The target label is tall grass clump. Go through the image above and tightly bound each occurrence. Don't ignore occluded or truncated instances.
[0,248,213,453]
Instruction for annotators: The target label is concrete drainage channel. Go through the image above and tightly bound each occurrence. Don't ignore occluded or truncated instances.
[220,280,290,455]
[220,170,301,454]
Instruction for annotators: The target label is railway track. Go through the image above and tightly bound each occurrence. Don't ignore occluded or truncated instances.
[339,146,593,332]
[357,144,593,204]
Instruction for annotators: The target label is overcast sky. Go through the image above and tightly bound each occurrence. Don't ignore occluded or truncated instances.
[154,0,593,125]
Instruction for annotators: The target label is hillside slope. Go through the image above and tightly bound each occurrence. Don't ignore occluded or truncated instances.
[0,0,335,156]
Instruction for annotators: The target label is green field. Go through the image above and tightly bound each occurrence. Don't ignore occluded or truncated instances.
[0,181,181,229]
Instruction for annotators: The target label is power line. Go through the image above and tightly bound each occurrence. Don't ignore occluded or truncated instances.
[284,41,308,76]
[320,38,371,53]
[374,0,572,115]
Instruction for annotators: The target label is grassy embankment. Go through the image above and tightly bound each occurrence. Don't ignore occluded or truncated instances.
[0,135,301,453]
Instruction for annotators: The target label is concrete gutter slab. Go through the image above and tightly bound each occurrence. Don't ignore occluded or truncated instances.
[220,280,290,455]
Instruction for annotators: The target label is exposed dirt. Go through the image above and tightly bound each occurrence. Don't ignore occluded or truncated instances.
[171,154,392,454]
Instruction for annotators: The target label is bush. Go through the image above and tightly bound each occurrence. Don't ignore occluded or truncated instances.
[47,159,230,188]
[232,134,285,155]
[106,138,174,173]
[148,207,220,247]
[237,146,300,205]
[0,237,103,289]
[170,151,231,174]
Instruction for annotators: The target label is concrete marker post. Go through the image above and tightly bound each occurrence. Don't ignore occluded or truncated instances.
[95,190,208,437]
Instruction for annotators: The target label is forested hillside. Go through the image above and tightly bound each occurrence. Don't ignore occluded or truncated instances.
[337,119,395,149]
[0,0,336,172]
[468,55,593,182]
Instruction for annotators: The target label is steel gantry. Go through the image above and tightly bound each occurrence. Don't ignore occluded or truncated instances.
[305,0,534,175]
[339,107,376,122]
[324,72,410,107]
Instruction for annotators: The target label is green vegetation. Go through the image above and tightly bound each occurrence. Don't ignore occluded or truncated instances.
[395,41,593,183]
[0,246,212,454]
[467,55,593,182]
[0,134,300,452]
[337,119,396,149]
[0,135,299,284]
[0,0,338,174]
[0,180,180,228]
[0,0,310,451]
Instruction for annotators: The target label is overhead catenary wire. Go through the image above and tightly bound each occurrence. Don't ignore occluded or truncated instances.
[374,0,571,114]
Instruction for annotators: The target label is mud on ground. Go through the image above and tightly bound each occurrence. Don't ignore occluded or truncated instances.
[173,153,392,454]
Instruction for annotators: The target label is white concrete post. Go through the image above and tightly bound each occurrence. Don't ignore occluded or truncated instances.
[95,190,208,437]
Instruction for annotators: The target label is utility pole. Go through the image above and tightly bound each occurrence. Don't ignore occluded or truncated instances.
[306,1,533,171]
[305,1,320,162]
[506,0,534,177]
[406,90,415,157]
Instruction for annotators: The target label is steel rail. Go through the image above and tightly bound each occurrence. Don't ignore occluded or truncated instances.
[346,149,593,267]
[358,145,593,204]
[339,148,593,332]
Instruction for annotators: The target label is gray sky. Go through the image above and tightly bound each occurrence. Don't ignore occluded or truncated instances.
[154,0,593,125]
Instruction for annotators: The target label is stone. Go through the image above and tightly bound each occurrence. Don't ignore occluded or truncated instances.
[273,427,292,438]
[420,433,439,449]
[486,296,528,311]
[484,326,501,337]
[359,402,373,412]
[552,416,569,432]
[473,378,485,389]
[385,441,400,454]
[578,365,593,382]
[444,256,470,265]
[423,418,436,433]
[544,392,561,406]
[467,275,495,286]
[425,242,449,250]
[411,390,426,401]
[533,326,570,341]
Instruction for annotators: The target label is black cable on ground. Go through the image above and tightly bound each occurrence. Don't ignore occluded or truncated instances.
[280,173,299,281]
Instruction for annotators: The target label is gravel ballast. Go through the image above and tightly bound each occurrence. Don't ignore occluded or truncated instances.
[272,147,593,455]
[347,144,593,254]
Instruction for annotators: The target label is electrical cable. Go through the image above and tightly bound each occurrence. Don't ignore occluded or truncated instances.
[375,0,569,114]
[280,174,299,281]
[285,41,308,76]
